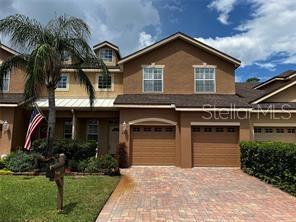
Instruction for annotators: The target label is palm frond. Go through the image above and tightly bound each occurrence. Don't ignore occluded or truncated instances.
[74,69,95,107]
[0,14,44,51]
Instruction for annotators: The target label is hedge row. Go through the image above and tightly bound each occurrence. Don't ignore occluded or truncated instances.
[240,141,296,196]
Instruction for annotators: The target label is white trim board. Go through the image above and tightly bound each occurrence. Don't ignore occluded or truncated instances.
[253,123,296,127]
[252,80,296,104]
[129,118,177,126]
[191,122,240,126]
[113,104,175,108]
[0,104,18,107]
[93,42,119,51]
[0,44,20,55]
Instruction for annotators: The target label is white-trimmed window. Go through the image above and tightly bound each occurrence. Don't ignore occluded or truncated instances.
[57,73,69,90]
[99,48,113,63]
[143,67,163,93]
[97,74,113,91]
[194,67,216,93]
[87,120,99,142]
[1,70,10,92]
[64,120,72,139]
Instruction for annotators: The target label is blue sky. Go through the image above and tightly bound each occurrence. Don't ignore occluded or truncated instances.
[0,0,295,82]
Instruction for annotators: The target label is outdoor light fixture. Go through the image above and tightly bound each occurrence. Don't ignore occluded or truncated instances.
[2,120,9,131]
[0,120,9,132]
[121,121,128,134]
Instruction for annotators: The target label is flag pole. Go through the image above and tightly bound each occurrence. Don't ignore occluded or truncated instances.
[33,101,48,122]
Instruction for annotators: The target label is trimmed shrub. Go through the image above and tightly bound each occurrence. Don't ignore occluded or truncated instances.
[240,141,296,196]
[76,155,119,175]
[31,139,96,161]
[5,151,36,172]
[0,159,7,169]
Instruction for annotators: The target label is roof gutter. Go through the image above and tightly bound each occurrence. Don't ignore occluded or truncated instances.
[0,104,18,107]
[113,104,176,109]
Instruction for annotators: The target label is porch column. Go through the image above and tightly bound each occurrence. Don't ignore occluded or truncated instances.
[71,109,77,140]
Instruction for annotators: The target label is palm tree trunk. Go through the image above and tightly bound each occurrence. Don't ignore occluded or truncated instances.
[46,87,56,156]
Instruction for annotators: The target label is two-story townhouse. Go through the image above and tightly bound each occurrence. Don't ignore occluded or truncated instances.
[0,44,28,155]
[0,32,295,167]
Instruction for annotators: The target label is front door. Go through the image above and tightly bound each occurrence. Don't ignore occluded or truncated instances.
[109,124,119,154]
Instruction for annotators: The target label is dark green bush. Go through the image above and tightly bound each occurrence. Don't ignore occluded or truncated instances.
[76,155,119,175]
[240,141,296,196]
[0,159,7,169]
[31,139,96,161]
[5,151,36,172]
[117,142,128,168]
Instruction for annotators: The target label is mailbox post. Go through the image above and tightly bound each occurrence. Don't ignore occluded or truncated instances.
[46,154,65,211]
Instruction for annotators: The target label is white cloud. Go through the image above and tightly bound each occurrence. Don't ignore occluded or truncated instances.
[199,0,296,67]
[138,32,156,49]
[254,62,276,71]
[208,0,237,25]
[0,0,161,55]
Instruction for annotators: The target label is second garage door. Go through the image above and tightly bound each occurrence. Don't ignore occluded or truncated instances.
[254,127,296,143]
[131,126,176,165]
[192,126,240,167]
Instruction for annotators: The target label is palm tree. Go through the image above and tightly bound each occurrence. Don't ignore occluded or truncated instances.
[0,14,108,155]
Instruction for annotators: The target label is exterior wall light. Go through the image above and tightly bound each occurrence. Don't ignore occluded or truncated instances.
[2,120,9,131]
[121,121,128,134]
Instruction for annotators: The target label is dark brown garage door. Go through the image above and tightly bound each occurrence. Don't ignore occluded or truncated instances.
[131,126,176,165]
[192,126,240,167]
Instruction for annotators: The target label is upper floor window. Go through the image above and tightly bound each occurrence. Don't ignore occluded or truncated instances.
[97,74,112,91]
[64,120,72,139]
[99,48,113,63]
[194,67,216,93]
[143,67,163,93]
[1,70,10,92]
[57,73,69,90]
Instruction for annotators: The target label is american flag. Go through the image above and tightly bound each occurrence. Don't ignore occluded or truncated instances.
[24,107,44,150]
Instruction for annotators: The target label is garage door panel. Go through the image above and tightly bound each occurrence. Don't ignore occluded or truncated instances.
[192,126,239,167]
[131,126,176,165]
[132,157,175,165]
[194,148,239,155]
[254,127,296,143]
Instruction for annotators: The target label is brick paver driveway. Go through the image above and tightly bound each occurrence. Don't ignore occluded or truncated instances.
[97,167,296,222]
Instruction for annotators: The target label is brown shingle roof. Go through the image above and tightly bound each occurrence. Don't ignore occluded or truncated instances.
[0,93,26,104]
[114,94,250,108]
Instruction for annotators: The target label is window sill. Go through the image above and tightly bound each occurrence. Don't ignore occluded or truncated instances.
[56,88,69,92]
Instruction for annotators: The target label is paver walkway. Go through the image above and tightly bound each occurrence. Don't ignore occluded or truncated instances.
[97,167,296,222]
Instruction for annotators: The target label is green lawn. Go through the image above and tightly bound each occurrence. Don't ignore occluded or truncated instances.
[0,175,120,222]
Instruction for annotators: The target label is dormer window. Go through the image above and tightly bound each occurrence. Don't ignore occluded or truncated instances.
[143,66,163,93]
[194,66,216,93]
[99,48,113,63]
[1,70,10,92]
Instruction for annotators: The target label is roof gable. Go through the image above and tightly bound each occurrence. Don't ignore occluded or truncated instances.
[251,77,296,104]
[118,32,241,66]
[254,70,296,89]
[0,44,20,56]
[93,41,119,51]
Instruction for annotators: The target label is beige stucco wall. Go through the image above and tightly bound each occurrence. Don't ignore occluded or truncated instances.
[0,107,15,155]
[123,39,236,95]
[39,72,123,98]
[0,48,26,94]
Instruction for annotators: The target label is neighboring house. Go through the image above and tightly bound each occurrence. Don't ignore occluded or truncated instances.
[0,32,295,168]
